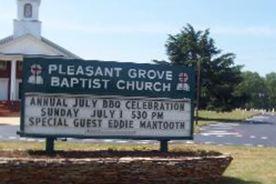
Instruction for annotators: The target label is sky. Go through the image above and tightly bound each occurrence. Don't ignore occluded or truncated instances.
[0,0,276,76]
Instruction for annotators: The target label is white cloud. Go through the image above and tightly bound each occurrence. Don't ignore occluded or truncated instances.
[44,19,176,35]
[44,19,276,38]
[211,26,276,37]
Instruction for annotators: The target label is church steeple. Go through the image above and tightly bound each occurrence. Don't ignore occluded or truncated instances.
[14,0,42,39]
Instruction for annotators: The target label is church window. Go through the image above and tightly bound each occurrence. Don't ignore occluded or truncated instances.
[24,3,32,18]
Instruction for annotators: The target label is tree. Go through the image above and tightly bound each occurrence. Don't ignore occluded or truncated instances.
[265,72,276,110]
[165,24,242,111]
[235,71,268,110]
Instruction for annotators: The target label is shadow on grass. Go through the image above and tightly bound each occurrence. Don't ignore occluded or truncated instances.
[218,176,262,184]
[199,117,274,125]
[198,117,244,123]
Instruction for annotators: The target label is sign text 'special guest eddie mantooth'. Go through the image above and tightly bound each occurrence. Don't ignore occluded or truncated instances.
[19,58,195,140]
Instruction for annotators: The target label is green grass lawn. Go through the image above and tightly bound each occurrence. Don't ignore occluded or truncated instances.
[0,141,275,184]
[194,110,260,132]
[182,144,276,184]
[198,110,260,122]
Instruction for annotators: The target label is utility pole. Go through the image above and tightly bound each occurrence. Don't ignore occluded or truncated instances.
[196,59,201,125]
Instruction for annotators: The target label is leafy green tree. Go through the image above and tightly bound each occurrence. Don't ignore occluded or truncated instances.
[235,71,268,109]
[265,72,276,110]
[165,24,242,111]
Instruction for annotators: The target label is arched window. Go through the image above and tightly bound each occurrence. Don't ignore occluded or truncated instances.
[24,3,32,18]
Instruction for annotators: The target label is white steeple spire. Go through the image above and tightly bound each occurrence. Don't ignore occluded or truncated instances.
[14,0,42,39]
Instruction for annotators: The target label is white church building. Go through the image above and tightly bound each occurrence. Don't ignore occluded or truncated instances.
[0,0,80,102]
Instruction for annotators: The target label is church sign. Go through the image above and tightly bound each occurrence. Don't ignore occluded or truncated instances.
[19,58,195,140]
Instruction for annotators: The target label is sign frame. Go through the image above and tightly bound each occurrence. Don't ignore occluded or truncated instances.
[18,57,195,141]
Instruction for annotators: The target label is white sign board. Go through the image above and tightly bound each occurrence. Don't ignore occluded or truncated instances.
[23,93,192,138]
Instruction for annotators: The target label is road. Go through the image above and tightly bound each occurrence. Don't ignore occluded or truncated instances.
[195,114,276,147]
[0,114,275,147]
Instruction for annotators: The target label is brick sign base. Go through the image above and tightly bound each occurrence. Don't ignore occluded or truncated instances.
[0,153,232,184]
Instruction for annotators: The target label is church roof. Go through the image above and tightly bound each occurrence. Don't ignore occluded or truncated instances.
[0,35,81,59]
[41,37,81,59]
[0,35,14,46]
